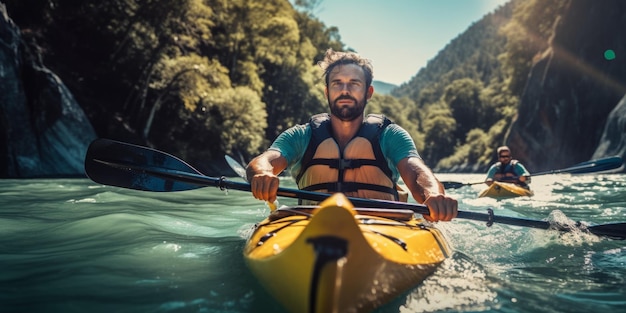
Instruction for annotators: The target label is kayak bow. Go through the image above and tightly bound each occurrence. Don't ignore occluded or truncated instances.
[478,181,534,198]
[244,193,451,313]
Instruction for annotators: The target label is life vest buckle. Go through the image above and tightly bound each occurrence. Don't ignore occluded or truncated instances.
[339,159,353,169]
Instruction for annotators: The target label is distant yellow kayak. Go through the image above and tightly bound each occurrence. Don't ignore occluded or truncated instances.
[243,193,451,313]
[479,181,534,198]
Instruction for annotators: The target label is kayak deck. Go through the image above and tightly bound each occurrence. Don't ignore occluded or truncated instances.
[479,181,534,198]
[243,193,451,313]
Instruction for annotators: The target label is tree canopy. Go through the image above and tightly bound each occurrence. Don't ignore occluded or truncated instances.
[3,0,575,173]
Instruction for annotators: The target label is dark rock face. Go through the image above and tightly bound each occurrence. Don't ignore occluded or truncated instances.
[0,4,96,178]
[508,0,626,172]
[592,95,626,168]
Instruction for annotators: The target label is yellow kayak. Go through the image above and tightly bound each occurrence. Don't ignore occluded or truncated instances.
[243,193,451,313]
[478,181,534,198]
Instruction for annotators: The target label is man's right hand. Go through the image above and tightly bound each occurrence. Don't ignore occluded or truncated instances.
[246,150,288,204]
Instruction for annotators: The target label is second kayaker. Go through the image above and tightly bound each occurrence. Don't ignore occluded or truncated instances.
[484,146,532,188]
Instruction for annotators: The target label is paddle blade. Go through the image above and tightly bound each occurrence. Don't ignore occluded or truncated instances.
[442,181,466,189]
[442,180,485,190]
[225,155,247,180]
[562,156,623,174]
[533,156,624,175]
[588,223,626,240]
[85,138,204,192]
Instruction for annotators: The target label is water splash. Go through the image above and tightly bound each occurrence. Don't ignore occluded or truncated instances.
[397,253,499,312]
[545,210,602,245]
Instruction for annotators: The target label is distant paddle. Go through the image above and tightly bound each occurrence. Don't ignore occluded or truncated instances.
[442,156,624,189]
[84,138,626,240]
[225,155,247,180]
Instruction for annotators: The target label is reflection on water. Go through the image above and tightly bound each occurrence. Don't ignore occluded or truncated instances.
[0,174,625,313]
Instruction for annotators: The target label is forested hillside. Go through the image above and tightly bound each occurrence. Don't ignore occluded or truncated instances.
[3,0,624,177]
[389,0,618,172]
[392,0,520,170]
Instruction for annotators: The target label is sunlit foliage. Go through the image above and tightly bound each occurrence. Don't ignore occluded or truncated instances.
[4,0,344,169]
[3,0,571,173]
[500,0,570,95]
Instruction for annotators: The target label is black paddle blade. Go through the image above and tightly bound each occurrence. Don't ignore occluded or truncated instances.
[562,156,623,174]
[441,181,485,190]
[533,156,624,175]
[588,223,626,240]
[84,138,204,192]
[442,182,466,189]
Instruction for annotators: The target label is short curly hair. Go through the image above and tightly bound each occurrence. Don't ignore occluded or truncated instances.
[318,48,373,88]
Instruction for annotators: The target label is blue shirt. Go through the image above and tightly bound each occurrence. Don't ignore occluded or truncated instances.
[268,122,421,183]
[486,160,530,179]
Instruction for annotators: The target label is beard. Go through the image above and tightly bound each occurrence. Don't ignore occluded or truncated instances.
[328,94,366,122]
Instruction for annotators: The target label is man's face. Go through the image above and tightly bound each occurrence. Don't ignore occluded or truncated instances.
[325,64,373,121]
[499,151,512,164]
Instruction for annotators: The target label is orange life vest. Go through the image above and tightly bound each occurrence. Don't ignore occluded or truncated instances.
[295,113,399,202]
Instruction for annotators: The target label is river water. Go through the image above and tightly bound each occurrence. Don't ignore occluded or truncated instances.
[1,173,625,313]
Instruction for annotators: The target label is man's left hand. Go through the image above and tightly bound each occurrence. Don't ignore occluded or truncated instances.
[423,194,458,222]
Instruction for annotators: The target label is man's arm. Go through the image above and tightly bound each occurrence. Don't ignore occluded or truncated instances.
[485,165,496,186]
[246,150,288,204]
[397,157,457,222]
[515,162,531,183]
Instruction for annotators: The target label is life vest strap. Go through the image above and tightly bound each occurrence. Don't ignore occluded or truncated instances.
[302,182,399,198]
[306,158,380,169]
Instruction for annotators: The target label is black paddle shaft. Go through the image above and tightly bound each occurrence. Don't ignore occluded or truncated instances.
[84,138,626,240]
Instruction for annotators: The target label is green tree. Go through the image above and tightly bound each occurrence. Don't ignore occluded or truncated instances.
[442,78,484,143]
[366,94,424,152]
[437,128,490,170]
[421,105,456,164]
[153,85,266,171]
[143,54,231,140]
[207,87,268,158]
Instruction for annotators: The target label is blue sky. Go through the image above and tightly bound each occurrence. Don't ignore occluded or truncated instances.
[312,0,510,85]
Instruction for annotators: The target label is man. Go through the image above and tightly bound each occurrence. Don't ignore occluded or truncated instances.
[485,146,531,188]
[245,49,457,222]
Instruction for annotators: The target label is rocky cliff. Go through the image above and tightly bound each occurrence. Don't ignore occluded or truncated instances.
[0,4,96,177]
[507,0,626,172]
[592,94,626,165]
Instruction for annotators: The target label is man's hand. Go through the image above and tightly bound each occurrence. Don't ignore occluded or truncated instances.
[246,150,288,204]
[423,194,458,222]
[250,172,280,204]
